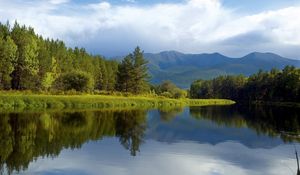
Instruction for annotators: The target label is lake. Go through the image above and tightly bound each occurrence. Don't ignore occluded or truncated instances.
[0,105,300,175]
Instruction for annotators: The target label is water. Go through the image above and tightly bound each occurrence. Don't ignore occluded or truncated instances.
[0,105,300,175]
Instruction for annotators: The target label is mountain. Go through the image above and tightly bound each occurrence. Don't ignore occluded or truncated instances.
[144,51,300,88]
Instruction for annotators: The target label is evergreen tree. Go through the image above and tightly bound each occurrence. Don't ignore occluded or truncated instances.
[0,36,17,89]
[10,23,39,90]
[132,47,150,93]
[116,54,134,92]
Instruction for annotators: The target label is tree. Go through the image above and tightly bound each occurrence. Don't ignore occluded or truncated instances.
[132,47,150,93]
[41,57,59,90]
[154,80,187,98]
[10,23,39,90]
[105,61,118,91]
[116,47,150,94]
[116,54,134,92]
[0,36,17,89]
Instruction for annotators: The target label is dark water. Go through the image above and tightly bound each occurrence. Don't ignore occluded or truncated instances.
[1,105,300,175]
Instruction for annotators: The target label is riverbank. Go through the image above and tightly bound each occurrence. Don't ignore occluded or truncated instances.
[0,93,235,111]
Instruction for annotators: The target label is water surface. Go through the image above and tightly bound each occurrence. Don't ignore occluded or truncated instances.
[0,105,300,175]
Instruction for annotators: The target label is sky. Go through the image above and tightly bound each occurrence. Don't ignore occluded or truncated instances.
[0,0,300,59]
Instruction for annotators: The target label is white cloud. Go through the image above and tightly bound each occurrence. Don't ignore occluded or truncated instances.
[19,140,298,175]
[0,0,300,58]
[123,0,136,3]
[48,0,70,4]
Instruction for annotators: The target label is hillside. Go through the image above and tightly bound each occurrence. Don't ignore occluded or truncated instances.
[144,51,300,88]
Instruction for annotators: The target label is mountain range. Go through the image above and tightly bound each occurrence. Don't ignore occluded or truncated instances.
[143,51,300,88]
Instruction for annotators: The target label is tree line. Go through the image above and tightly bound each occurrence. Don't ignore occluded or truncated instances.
[0,22,149,94]
[190,66,300,102]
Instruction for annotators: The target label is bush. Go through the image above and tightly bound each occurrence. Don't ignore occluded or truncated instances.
[173,89,188,99]
[161,91,173,98]
[55,71,94,92]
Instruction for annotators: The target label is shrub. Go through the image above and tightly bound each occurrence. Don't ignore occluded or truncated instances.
[173,89,188,99]
[161,91,173,98]
[55,71,94,92]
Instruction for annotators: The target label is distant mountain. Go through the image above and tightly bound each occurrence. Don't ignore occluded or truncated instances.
[144,51,300,88]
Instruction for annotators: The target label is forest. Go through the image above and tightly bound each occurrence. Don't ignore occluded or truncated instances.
[0,22,119,92]
[190,66,300,103]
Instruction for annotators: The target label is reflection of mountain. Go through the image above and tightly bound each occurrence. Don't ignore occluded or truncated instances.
[146,106,300,148]
[0,110,147,174]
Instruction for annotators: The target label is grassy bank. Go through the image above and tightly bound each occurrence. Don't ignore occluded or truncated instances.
[0,93,235,112]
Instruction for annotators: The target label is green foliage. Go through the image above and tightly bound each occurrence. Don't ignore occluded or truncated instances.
[190,66,300,103]
[116,47,150,94]
[116,54,134,92]
[55,71,94,92]
[0,35,17,89]
[153,80,187,99]
[132,47,150,93]
[41,57,59,90]
[0,22,156,95]
[11,22,39,90]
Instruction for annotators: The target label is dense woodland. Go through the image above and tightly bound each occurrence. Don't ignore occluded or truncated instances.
[190,66,300,102]
[0,22,151,94]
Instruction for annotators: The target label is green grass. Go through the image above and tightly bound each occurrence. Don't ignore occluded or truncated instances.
[0,93,235,112]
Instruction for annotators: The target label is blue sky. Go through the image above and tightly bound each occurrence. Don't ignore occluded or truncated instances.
[66,0,300,13]
[0,0,300,58]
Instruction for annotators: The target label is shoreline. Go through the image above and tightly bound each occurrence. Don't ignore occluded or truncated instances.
[251,101,300,108]
[0,94,235,112]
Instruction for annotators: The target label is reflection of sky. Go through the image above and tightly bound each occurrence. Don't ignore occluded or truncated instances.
[146,109,284,149]
[19,139,297,175]
[17,108,299,175]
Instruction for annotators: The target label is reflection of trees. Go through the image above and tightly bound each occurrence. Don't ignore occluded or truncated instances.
[0,110,147,174]
[115,110,147,156]
[190,105,300,142]
[158,107,184,122]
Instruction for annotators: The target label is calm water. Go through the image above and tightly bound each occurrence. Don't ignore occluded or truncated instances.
[1,105,300,175]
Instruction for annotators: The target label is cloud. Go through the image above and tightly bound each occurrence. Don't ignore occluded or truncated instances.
[123,0,136,3]
[20,139,297,175]
[0,0,300,58]
[48,0,70,4]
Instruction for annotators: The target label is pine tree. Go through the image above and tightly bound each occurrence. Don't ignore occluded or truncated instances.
[116,54,134,92]
[11,23,39,89]
[132,47,150,93]
[0,36,17,89]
